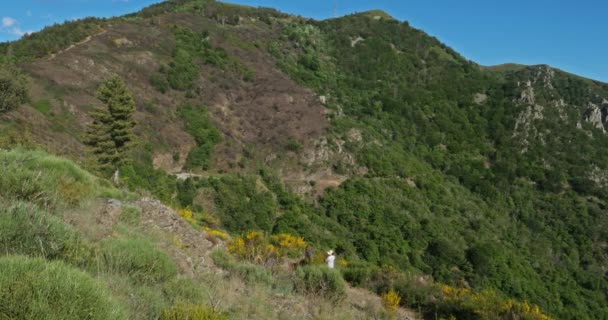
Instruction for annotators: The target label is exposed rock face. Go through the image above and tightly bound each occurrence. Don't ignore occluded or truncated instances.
[589,165,608,188]
[350,36,365,47]
[583,100,608,132]
[511,66,608,152]
[473,93,487,105]
[584,102,606,132]
[513,80,545,150]
[135,198,219,275]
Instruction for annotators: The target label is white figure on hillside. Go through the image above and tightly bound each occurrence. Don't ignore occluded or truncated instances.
[326,250,336,269]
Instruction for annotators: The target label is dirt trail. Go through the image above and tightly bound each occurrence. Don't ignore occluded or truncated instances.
[49,29,107,60]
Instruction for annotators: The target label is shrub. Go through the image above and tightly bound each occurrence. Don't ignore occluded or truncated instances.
[381,289,401,314]
[210,249,274,286]
[177,104,221,171]
[0,255,125,320]
[33,99,52,114]
[0,63,28,113]
[162,277,208,305]
[227,231,278,266]
[101,238,178,283]
[294,265,347,301]
[160,304,227,320]
[285,137,303,152]
[149,72,169,93]
[177,207,197,224]
[234,262,274,285]
[342,261,376,286]
[438,285,553,320]
[210,248,236,269]
[119,204,141,225]
[204,226,230,240]
[0,201,93,266]
[270,233,307,258]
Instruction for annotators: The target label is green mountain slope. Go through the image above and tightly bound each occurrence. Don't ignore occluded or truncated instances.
[1,1,607,319]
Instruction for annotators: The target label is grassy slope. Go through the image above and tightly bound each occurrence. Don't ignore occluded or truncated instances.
[0,148,410,320]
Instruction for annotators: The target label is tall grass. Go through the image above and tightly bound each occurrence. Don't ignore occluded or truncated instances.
[0,148,123,208]
[0,201,93,266]
[101,238,178,283]
[0,255,125,320]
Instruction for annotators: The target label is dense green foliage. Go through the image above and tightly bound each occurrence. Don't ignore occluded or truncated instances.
[86,76,137,174]
[151,25,254,94]
[264,12,608,319]
[120,143,178,204]
[294,265,347,301]
[0,63,28,113]
[177,104,221,170]
[0,149,378,320]
[0,256,125,320]
[0,18,102,60]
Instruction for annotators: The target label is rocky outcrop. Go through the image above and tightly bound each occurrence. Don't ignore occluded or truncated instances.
[135,198,219,276]
[583,100,608,133]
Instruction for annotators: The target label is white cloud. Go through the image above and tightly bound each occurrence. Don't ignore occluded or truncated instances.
[0,17,32,38]
[7,27,31,36]
[2,17,16,27]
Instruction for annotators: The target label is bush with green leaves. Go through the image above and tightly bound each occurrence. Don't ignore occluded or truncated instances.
[0,255,125,320]
[294,265,347,301]
[101,238,178,283]
[209,249,274,286]
[0,63,28,113]
[178,104,221,171]
[234,262,274,286]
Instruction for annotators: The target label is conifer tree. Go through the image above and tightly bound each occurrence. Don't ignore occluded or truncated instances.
[85,75,136,174]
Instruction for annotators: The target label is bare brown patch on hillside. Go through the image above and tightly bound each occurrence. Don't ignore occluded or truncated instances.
[15,12,334,189]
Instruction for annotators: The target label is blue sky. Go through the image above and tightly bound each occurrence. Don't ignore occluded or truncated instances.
[1,0,606,82]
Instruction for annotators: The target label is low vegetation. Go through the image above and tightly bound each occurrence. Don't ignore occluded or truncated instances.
[0,255,125,320]
[177,104,221,171]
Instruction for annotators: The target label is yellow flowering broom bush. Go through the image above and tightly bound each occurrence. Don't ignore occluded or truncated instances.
[227,231,308,266]
[439,284,553,320]
[381,289,401,314]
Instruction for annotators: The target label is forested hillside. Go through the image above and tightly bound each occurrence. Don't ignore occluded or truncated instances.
[1,1,607,319]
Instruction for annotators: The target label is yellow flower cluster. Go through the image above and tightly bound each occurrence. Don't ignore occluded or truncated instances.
[227,231,279,266]
[440,285,553,320]
[270,233,306,257]
[176,208,196,224]
[381,289,401,314]
[227,231,309,266]
[203,227,230,241]
[337,258,348,268]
